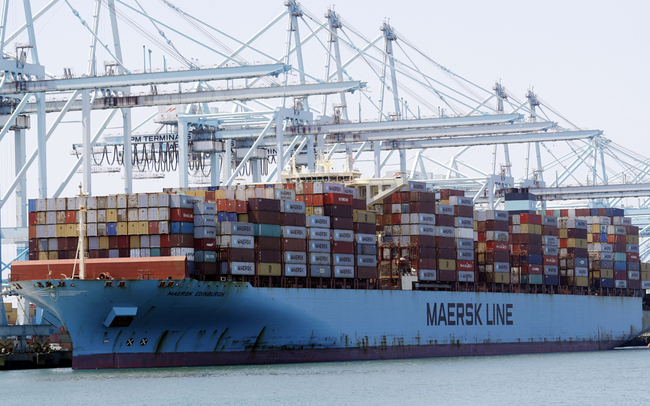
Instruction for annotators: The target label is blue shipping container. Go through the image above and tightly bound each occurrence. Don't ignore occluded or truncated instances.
[28,199,36,212]
[614,261,627,271]
[107,222,118,236]
[227,213,238,222]
[217,212,227,222]
[544,275,559,286]
[527,254,543,265]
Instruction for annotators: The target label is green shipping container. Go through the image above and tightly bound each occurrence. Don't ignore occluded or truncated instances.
[254,223,282,238]
[528,274,543,285]
[150,248,161,257]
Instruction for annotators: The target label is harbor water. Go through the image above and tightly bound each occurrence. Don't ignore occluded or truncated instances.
[2,348,648,405]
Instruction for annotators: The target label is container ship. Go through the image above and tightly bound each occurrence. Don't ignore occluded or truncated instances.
[7,178,650,369]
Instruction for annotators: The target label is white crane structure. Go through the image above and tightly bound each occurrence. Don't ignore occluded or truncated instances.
[1,0,650,277]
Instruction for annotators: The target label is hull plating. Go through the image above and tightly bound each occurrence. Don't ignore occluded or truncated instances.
[17,279,650,369]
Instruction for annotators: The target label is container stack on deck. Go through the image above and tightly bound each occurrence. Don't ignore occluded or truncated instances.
[21,182,650,298]
[475,210,509,285]
[558,217,589,288]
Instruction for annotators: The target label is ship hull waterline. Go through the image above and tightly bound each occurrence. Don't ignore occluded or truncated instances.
[15,278,650,370]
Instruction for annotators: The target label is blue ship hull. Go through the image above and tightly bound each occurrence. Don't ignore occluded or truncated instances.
[14,279,650,369]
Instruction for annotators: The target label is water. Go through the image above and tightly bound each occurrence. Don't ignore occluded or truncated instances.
[2,348,649,405]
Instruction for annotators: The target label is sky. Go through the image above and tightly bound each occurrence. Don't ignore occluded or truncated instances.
[1,0,650,264]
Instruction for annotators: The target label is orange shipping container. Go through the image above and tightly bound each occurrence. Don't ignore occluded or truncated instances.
[10,256,188,281]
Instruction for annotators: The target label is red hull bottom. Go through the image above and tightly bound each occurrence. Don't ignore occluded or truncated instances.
[73,340,627,369]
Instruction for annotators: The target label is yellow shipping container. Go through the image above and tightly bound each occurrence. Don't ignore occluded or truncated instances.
[128,222,139,235]
[48,251,58,260]
[214,190,226,199]
[573,276,589,287]
[117,222,128,236]
[99,236,110,250]
[107,209,117,223]
[138,221,149,235]
[567,238,587,248]
[559,229,568,239]
[305,207,315,216]
[56,224,66,237]
[353,210,376,224]
[258,263,282,276]
[438,259,456,271]
[38,252,48,260]
[641,271,650,281]
[493,272,510,284]
[66,224,78,237]
[601,269,614,279]
[627,235,639,244]
[642,263,650,272]
[130,235,141,248]
[238,214,249,223]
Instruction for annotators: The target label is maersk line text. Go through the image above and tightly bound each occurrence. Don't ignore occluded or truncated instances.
[426,303,513,326]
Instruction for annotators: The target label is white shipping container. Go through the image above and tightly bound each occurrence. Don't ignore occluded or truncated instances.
[333,254,354,266]
[449,196,473,207]
[411,224,436,236]
[437,226,455,238]
[391,204,401,214]
[456,239,474,249]
[615,280,627,289]
[138,208,148,221]
[221,222,255,236]
[284,201,306,214]
[274,189,296,201]
[356,233,377,245]
[408,181,426,191]
[575,267,589,277]
[357,255,377,267]
[454,217,473,228]
[455,227,474,240]
[334,266,355,278]
[323,182,344,193]
[399,235,410,246]
[159,221,169,234]
[148,208,159,221]
[642,281,650,289]
[285,264,307,277]
[130,248,141,258]
[457,249,474,260]
[127,209,138,222]
[46,198,56,211]
[306,215,330,228]
[494,262,510,273]
[140,235,150,248]
[283,226,307,239]
[458,271,475,282]
[418,269,437,281]
[139,248,151,258]
[543,236,558,246]
[400,213,410,225]
[46,211,56,224]
[333,229,354,242]
[627,244,639,253]
[308,240,331,253]
[410,213,435,225]
[55,198,67,211]
[628,271,640,280]
[86,223,98,237]
[309,253,331,265]
[284,251,307,264]
[343,187,357,198]
[543,246,559,256]
[157,194,170,207]
[312,182,323,194]
[230,262,255,276]
[486,230,509,242]
[158,207,170,221]
[309,228,331,240]
[436,204,454,216]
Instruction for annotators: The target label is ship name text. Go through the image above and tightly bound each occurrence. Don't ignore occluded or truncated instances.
[426,302,513,326]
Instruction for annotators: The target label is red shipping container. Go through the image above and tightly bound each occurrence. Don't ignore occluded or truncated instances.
[528,264,543,275]
[331,217,353,230]
[236,200,248,214]
[29,212,37,225]
[391,193,401,203]
[454,205,473,217]
[217,199,228,212]
[353,199,366,210]
[284,183,295,190]
[409,201,435,214]
[486,241,509,252]
[148,221,159,235]
[332,241,354,254]
[520,213,542,225]
[438,269,456,282]
[543,255,558,266]
[324,193,352,206]
[356,266,377,279]
[457,260,475,271]
[312,195,324,206]
[417,258,437,269]
[226,199,236,213]
[477,232,486,242]
[205,191,215,201]
[410,235,436,248]
[282,238,306,251]
[437,237,455,249]
[436,215,454,227]
[195,238,217,251]
[400,191,410,202]
[628,279,641,289]
[303,182,314,194]
[295,194,305,202]
[66,210,77,224]
[627,252,640,261]
[256,237,282,251]
[614,270,627,280]
[626,225,639,235]
[170,208,194,222]
[118,235,130,249]
[409,191,436,202]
